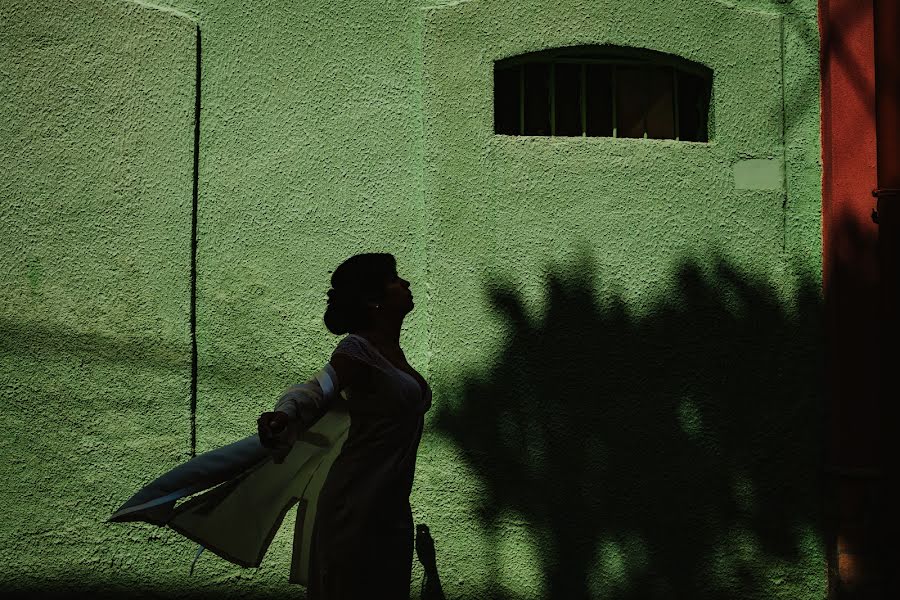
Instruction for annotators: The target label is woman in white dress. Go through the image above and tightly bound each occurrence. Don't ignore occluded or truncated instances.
[111,253,431,600]
[258,252,431,599]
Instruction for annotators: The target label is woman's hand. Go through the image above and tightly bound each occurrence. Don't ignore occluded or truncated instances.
[257,411,294,462]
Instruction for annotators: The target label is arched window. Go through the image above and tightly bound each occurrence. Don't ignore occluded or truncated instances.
[494,46,712,141]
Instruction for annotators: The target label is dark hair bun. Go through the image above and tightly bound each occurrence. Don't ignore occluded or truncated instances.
[323,287,354,335]
[323,253,397,335]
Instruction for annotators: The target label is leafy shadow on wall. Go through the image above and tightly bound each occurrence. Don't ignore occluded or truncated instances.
[435,249,824,600]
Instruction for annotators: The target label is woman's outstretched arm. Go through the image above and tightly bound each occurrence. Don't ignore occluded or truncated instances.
[257,353,374,456]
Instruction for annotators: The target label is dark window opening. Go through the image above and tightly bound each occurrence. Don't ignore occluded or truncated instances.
[585,64,613,137]
[493,46,712,142]
[554,63,582,137]
[524,63,551,136]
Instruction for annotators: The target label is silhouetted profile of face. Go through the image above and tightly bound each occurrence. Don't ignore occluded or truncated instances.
[377,268,414,317]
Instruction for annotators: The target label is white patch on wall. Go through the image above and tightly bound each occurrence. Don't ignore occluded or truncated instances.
[733,159,783,190]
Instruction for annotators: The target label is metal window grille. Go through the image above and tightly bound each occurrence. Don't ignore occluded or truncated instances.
[493,47,712,142]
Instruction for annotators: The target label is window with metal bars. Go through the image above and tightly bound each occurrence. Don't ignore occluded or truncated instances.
[494,46,712,141]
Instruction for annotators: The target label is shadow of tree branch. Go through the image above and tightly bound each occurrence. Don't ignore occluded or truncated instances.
[435,250,824,599]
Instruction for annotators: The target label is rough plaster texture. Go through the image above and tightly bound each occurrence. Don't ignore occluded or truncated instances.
[420,2,824,598]
[1,0,824,598]
[0,0,198,593]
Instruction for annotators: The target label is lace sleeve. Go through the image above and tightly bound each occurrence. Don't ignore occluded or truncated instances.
[273,363,339,428]
[330,334,378,366]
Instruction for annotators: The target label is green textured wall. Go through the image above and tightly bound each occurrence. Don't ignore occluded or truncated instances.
[0,0,198,594]
[0,0,823,598]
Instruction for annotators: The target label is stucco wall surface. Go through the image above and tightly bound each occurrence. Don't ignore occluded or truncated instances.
[0,0,823,598]
[419,1,824,599]
[186,0,429,452]
[181,0,431,595]
[0,0,198,594]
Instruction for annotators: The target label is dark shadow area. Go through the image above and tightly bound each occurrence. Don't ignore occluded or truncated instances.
[0,583,306,600]
[435,248,825,600]
[416,523,448,600]
[0,313,297,396]
[822,205,897,600]
[0,316,190,372]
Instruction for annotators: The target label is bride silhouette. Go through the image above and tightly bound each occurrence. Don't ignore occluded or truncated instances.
[110,253,431,600]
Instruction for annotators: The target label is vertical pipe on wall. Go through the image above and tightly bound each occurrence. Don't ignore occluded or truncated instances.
[190,25,201,458]
[779,14,789,253]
